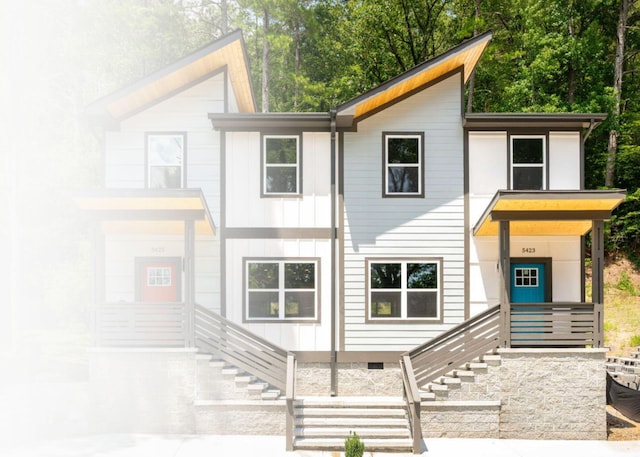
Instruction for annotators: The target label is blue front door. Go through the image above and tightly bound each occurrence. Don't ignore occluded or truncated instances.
[510,263,545,303]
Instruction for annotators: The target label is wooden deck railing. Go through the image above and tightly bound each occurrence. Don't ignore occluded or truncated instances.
[403,305,502,388]
[400,355,423,454]
[194,304,291,391]
[510,302,600,347]
[94,302,188,347]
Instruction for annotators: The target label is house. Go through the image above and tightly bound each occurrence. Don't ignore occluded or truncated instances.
[79,30,625,452]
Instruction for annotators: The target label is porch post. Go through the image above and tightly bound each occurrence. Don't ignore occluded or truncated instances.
[93,224,105,346]
[591,220,605,347]
[185,219,196,347]
[499,220,511,348]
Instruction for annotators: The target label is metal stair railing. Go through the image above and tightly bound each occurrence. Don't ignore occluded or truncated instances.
[194,304,292,391]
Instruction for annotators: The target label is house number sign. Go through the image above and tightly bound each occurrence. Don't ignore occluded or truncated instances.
[521,247,536,254]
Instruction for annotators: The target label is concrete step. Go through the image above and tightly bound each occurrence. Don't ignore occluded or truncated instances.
[466,361,489,370]
[293,437,413,452]
[428,383,448,392]
[296,407,406,418]
[453,369,475,378]
[437,376,462,385]
[261,389,281,400]
[295,417,408,427]
[420,391,436,401]
[294,396,405,408]
[295,426,410,439]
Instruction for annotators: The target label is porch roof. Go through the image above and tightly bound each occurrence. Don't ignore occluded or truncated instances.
[473,189,626,237]
[75,189,216,236]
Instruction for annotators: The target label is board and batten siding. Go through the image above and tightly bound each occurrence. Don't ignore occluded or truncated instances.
[467,131,584,316]
[102,72,229,313]
[342,73,465,351]
[224,131,332,228]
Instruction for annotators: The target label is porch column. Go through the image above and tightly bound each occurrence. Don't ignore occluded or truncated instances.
[93,224,105,346]
[185,219,196,347]
[591,220,604,347]
[499,220,511,348]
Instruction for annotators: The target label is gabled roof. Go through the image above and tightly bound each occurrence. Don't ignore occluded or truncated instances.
[85,30,255,125]
[335,31,492,127]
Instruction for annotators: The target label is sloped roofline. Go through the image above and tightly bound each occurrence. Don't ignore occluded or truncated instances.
[335,30,492,126]
[85,29,256,125]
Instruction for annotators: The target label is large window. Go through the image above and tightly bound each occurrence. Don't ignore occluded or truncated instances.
[368,259,441,321]
[245,259,318,321]
[263,135,300,196]
[511,135,546,190]
[383,132,424,197]
[147,133,185,188]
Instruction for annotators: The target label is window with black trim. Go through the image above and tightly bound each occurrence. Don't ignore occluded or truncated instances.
[511,135,545,190]
[263,135,300,195]
[368,260,440,320]
[245,259,318,321]
[514,267,539,287]
[147,133,185,188]
[383,133,424,197]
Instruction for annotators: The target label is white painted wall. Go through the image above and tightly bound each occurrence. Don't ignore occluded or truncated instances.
[549,131,581,190]
[224,131,332,228]
[343,73,465,351]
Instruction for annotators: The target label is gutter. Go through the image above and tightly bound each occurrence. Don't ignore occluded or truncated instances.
[330,108,338,396]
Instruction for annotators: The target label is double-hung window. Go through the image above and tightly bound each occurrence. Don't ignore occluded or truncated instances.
[245,259,318,321]
[368,259,441,321]
[383,132,424,197]
[263,135,300,196]
[510,135,546,190]
[147,133,185,188]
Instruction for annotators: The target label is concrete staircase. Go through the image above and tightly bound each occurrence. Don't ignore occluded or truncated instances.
[606,348,640,390]
[292,396,413,452]
[196,353,282,401]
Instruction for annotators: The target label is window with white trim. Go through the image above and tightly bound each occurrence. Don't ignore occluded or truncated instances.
[384,133,424,197]
[263,135,300,195]
[147,267,172,286]
[245,259,318,321]
[368,260,440,320]
[511,135,545,190]
[147,133,185,188]
[514,267,539,287]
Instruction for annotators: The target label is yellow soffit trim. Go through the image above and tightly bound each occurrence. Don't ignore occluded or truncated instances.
[101,220,214,236]
[107,40,254,119]
[352,38,490,120]
[475,220,594,237]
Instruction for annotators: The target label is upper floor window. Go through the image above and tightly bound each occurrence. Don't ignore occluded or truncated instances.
[263,135,300,196]
[245,259,319,322]
[367,259,441,321]
[147,133,185,188]
[511,135,546,190]
[383,132,424,197]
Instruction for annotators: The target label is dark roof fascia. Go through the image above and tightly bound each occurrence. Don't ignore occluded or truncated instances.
[464,113,608,129]
[209,112,332,131]
[85,29,250,120]
[334,30,493,117]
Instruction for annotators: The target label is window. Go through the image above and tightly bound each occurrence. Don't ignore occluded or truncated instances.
[383,133,424,197]
[245,259,318,321]
[147,133,185,188]
[147,267,172,286]
[514,267,539,287]
[368,259,440,320]
[511,136,545,190]
[263,135,300,195]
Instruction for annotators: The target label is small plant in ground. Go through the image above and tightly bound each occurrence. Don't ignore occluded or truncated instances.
[617,270,637,295]
[629,335,640,348]
[345,431,364,457]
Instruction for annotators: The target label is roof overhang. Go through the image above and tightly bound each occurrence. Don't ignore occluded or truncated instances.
[474,190,626,237]
[335,31,492,127]
[85,30,255,126]
[75,189,216,236]
[209,112,331,131]
[464,113,607,129]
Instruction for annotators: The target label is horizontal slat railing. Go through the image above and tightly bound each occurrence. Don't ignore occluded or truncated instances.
[510,302,596,347]
[400,355,423,454]
[95,302,187,347]
[194,304,289,391]
[403,305,501,388]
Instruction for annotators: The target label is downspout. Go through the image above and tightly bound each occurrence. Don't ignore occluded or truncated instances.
[330,108,338,396]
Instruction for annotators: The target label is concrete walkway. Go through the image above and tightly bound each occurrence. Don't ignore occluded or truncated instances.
[2,435,640,457]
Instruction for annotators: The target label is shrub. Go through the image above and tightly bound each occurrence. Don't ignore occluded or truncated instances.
[345,431,365,457]
[617,270,637,295]
[629,335,640,348]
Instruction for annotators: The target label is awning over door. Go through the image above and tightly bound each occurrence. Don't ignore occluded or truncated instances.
[75,189,216,235]
[473,190,626,237]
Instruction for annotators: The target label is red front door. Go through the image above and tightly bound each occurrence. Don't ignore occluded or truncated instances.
[136,258,181,303]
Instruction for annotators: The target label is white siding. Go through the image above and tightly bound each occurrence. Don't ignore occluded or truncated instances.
[343,73,465,351]
[549,131,581,190]
[225,238,332,351]
[225,131,331,228]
